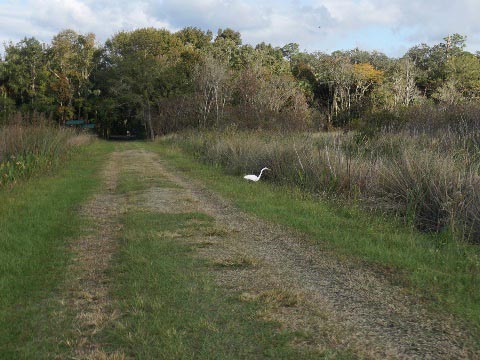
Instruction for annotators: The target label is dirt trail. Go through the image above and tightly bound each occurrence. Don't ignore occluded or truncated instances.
[61,151,126,359]
[126,148,476,359]
[62,147,478,359]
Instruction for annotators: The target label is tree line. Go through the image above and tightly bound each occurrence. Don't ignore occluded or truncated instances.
[1,28,479,137]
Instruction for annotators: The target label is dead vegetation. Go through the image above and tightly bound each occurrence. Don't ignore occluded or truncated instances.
[213,255,259,269]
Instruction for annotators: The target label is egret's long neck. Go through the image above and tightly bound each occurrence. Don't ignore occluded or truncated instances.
[258,168,266,178]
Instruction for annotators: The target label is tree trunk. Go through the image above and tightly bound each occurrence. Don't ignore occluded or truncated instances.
[145,100,155,140]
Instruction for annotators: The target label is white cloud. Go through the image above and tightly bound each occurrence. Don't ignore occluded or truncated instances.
[1,0,480,56]
[241,3,336,49]
[31,0,97,30]
[152,0,270,31]
[0,0,169,50]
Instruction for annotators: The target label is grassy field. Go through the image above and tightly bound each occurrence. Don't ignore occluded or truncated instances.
[149,139,480,334]
[179,129,480,243]
[0,140,343,358]
[0,123,81,187]
[1,138,478,357]
[0,141,114,357]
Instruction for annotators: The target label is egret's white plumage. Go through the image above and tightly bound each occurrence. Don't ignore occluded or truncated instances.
[244,167,270,182]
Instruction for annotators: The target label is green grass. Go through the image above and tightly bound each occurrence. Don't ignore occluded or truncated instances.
[147,140,480,335]
[116,170,179,193]
[3,138,478,357]
[99,210,333,359]
[0,140,114,358]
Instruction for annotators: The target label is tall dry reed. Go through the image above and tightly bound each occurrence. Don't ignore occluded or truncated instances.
[177,128,480,243]
[0,119,83,186]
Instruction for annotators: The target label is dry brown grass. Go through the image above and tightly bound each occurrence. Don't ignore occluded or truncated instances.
[259,288,304,307]
[179,128,480,242]
[67,133,96,147]
[0,123,74,161]
[59,151,126,359]
[213,255,259,269]
[84,350,127,360]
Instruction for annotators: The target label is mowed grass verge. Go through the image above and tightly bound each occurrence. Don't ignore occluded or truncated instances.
[0,140,114,357]
[147,140,480,336]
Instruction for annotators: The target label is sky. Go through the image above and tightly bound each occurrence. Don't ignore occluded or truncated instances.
[1,0,480,57]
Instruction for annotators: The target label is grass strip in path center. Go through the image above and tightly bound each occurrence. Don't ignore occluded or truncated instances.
[99,210,330,359]
[95,146,333,358]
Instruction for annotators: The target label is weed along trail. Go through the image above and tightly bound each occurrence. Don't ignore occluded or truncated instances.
[59,145,477,359]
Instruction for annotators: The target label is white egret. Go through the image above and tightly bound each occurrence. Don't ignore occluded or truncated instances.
[244,167,270,182]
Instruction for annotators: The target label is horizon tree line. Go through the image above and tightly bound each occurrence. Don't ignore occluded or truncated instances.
[1,28,479,137]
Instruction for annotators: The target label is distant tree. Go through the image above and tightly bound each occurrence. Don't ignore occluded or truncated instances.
[441,33,467,58]
[390,57,420,107]
[445,53,480,100]
[49,30,96,123]
[194,55,231,127]
[370,56,422,111]
[3,37,51,113]
[103,28,184,138]
[216,28,242,46]
[232,65,262,125]
[323,54,354,119]
[407,34,468,96]
[345,48,391,70]
[432,79,463,105]
[254,43,289,74]
[176,27,213,49]
[0,59,15,123]
[352,63,383,104]
[281,43,300,62]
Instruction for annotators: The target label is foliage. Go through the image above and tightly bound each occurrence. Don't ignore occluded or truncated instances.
[2,28,480,134]
[49,30,97,123]
[0,115,81,187]
[0,141,110,357]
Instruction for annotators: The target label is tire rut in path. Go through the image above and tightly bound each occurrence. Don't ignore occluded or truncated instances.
[61,151,126,359]
[131,148,478,359]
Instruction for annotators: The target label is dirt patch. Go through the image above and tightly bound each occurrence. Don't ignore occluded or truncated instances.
[130,188,198,213]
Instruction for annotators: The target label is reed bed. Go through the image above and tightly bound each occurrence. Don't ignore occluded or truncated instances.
[0,122,84,187]
[177,128,480,243]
